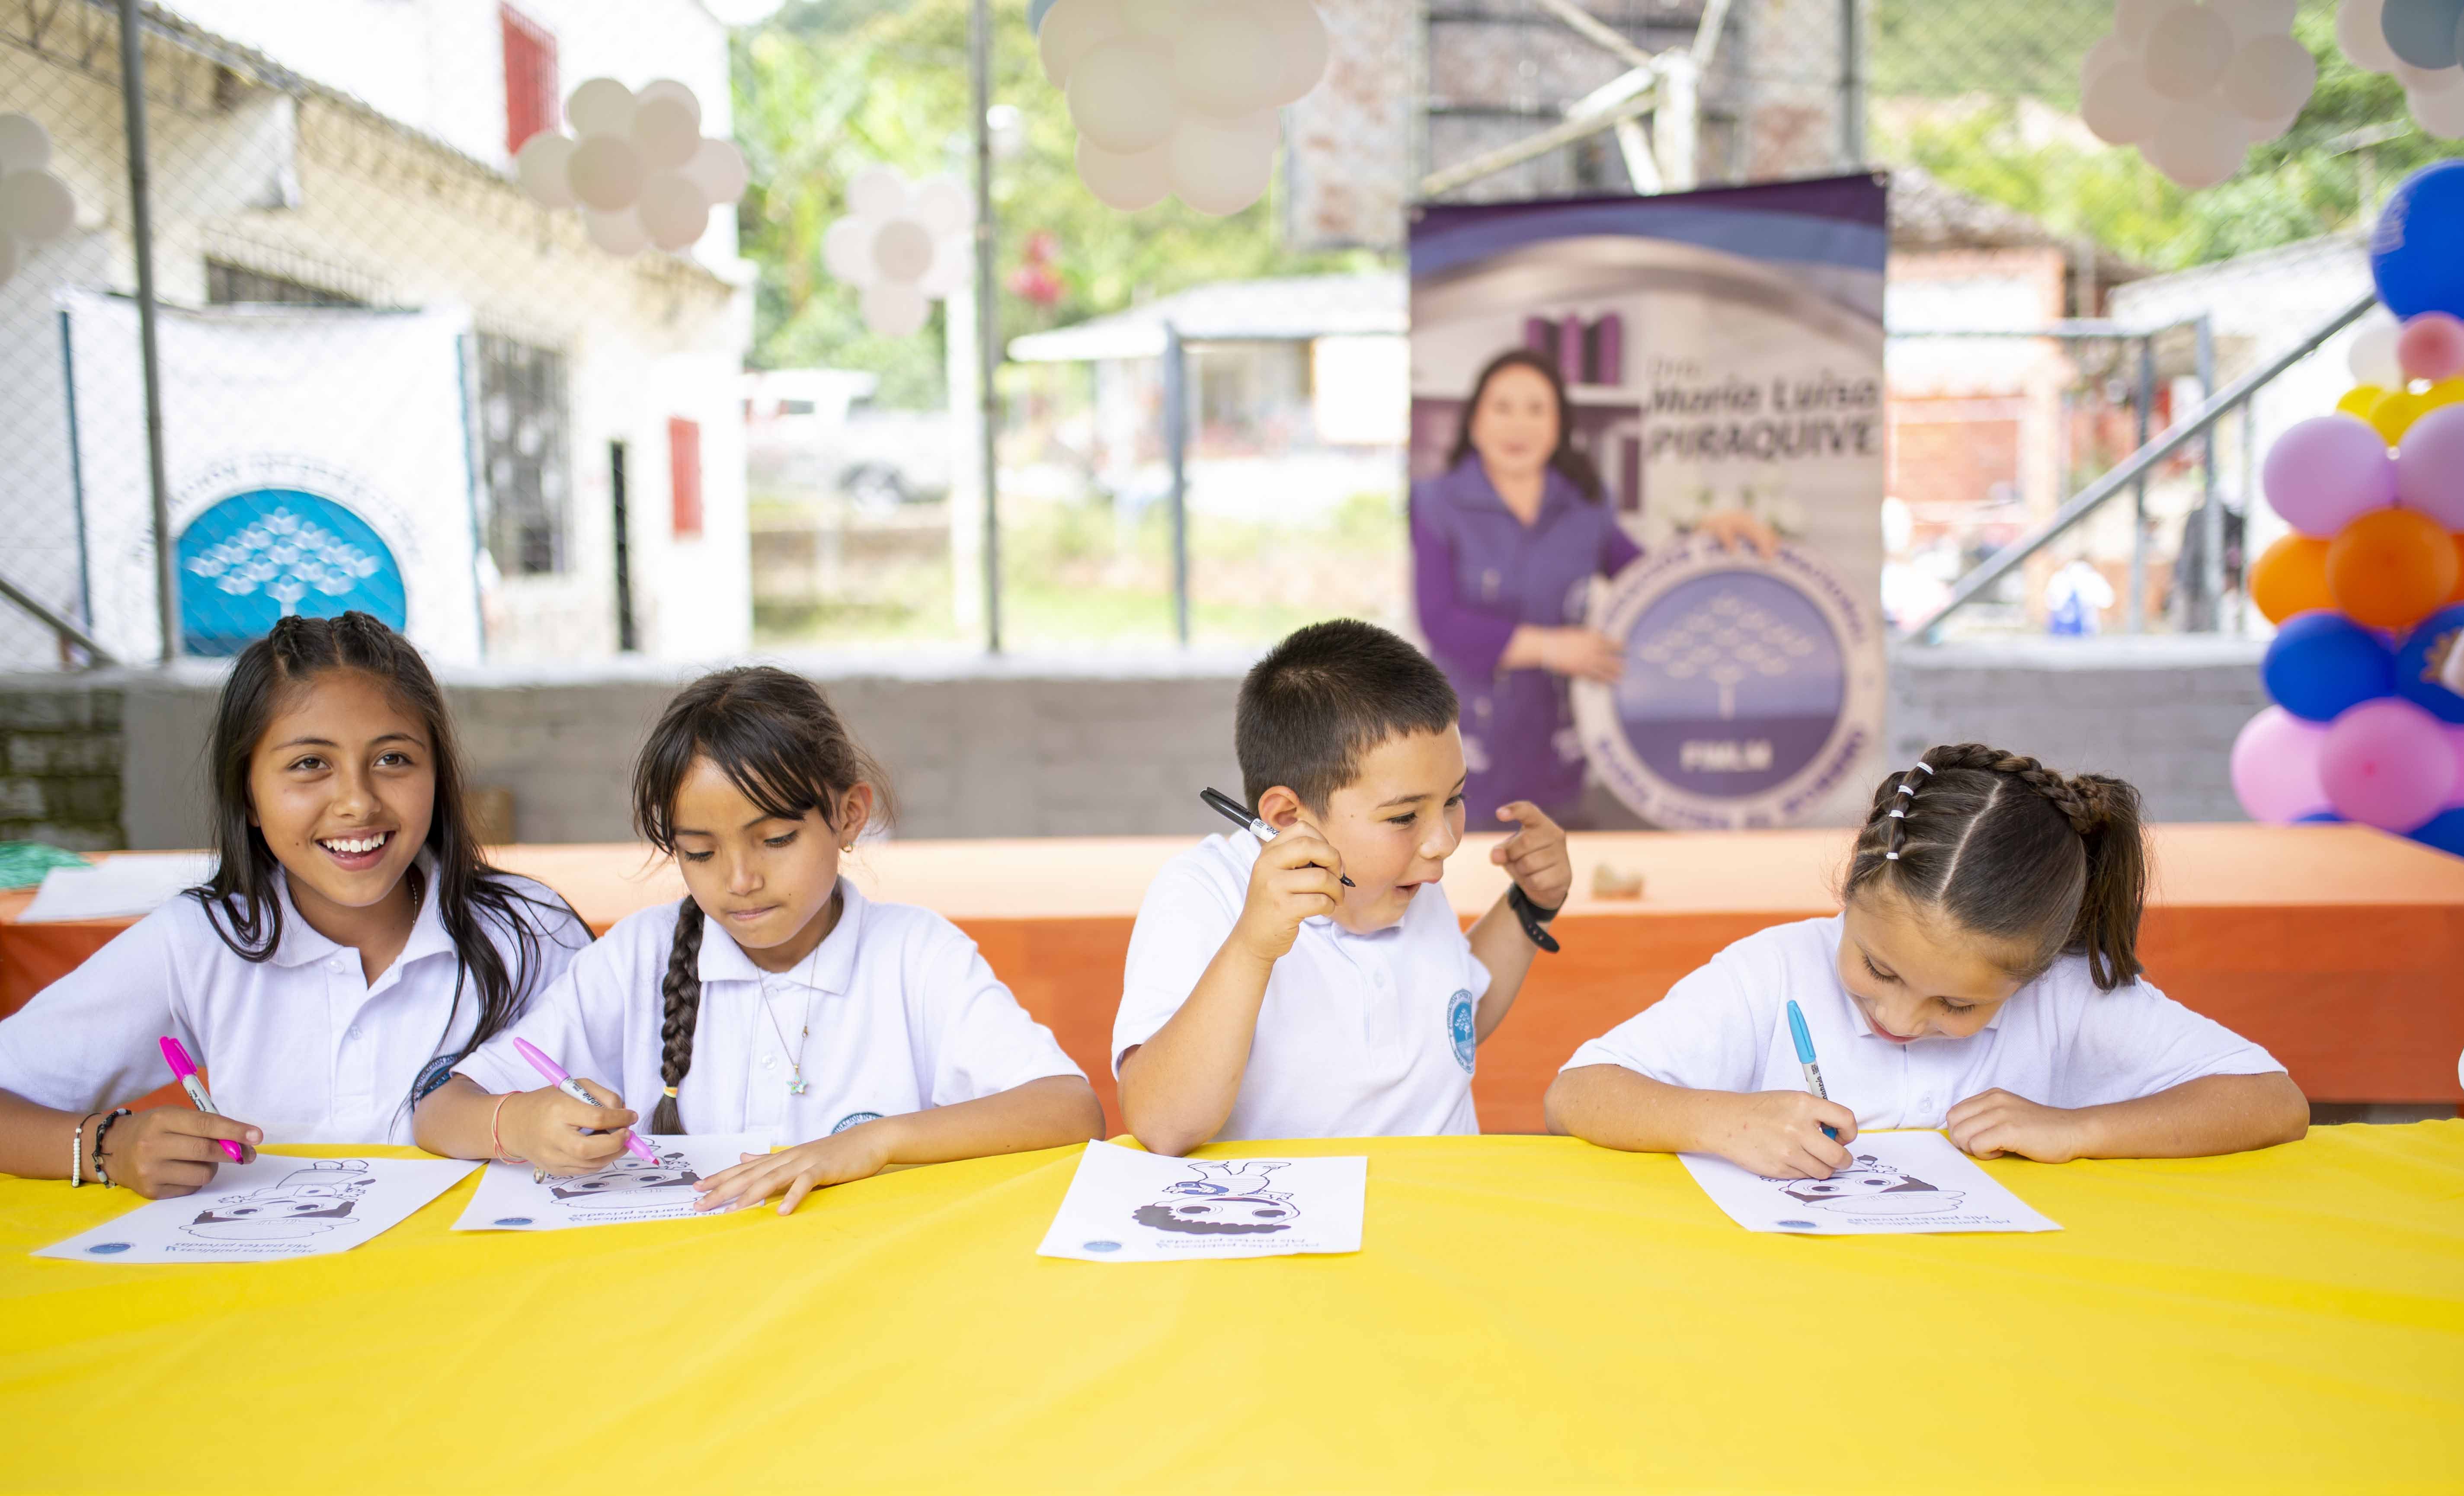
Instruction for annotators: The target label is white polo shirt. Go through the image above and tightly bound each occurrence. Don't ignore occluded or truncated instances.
[456,880,1082,1144]
[1562,914,2285,1129]
[1114,832,1492,1141]
[0,859,587,1144]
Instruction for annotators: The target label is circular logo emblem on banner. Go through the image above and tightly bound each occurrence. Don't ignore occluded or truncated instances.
[1573,536,1883,830]
[177,488,405,657]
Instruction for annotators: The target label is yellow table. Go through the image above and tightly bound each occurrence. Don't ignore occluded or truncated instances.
[2,1128,2460,1495]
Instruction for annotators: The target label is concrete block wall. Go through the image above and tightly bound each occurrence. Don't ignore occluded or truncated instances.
[3,636,2272,851]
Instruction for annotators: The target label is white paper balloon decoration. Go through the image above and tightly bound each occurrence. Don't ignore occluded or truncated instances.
[848,165,909,222]
[2144,3,2237,99]
[1075,136,1172,210]
[2214,0,2298,36]
[823,166,968,336]
[1123,0,1198,40]
[910,176,971,238]
[2086,0,2311,187]
[566,78,636,139]
[1169,113,1275,216]
[0,169,75,243]
[2414,77,2464,134]
[2084,52,2167,144]
[872,218,937,282]
[2223,33,2318,119]
[0,113,50,174]
[822,217,872,283]
[567,135,644,211]
[2114,0,2176,46]
[1260,0,1331,106]
[632,96,701,173]
[1041,0,1128,85]
[2394,57,2464,89]
[2083,31,2132,80]
[862,281,929,338]
[1172,10,1278,118]
[584,205,649,254]
[515,132,577,208]
[2146,99,2248,189]
[635,79,703,131]
[1068,40,1179,153]
[2350,316,2404,386]
[2339,0,2404,69]
[686,138,749,205]
[638,170,711,251]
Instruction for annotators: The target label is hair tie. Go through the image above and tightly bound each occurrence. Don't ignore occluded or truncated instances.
[1885,850,1901,860]
[1895,783,1916,796]
[662,1086,679,1098]
[1888,806,1907,819]
[1915,761,1935,775]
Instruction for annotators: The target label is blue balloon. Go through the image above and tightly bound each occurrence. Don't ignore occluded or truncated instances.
[2395,603,2464,724]
[2263,611,2398,722]
[1028,0,1058,33]
[2380,0,2464,67]
[2410,806,2464,856]
[2295,810,2348,823]
[2373,161,2464,320]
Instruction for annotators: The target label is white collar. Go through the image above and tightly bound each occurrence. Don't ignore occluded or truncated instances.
[695,877,867,992]
[263,850,454,971]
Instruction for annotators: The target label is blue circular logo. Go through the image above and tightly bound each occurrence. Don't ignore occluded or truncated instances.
[1447,989,1477,1074]
[1082,1240,1122,1253]
[832,1111,885,1135]
[1777,1220,1819,1231]
[86,1241,132,1255]
[494,1217,534,1227]
[177,489,406,657]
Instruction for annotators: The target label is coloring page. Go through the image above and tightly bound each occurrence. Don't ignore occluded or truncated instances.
[1680,1129,2061,1235]
[451,1134,770,1231]
[1037,1140,1367,1262]
[32,1155,475,1263]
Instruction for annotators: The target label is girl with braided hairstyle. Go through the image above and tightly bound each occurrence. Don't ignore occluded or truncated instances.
[1546,744,2307,1179]
[419,668,1102,1215]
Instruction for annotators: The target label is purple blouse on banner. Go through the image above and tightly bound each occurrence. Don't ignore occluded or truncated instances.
[1409,457,1641,823]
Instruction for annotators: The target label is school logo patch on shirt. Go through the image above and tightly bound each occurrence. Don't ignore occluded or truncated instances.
[831,1111,884,1135]
[1447,990,1477,1074]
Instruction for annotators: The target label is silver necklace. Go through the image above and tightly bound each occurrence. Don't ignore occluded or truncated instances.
[756,930,823,1096]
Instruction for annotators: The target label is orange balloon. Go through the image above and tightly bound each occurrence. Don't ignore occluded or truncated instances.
[2337,384,2386,418]
[2368,388,2429,444]
[2250,533,2336,623]
[2428,377,2464,409]
[2451,533,2464,604]
[2326,508,2462,630]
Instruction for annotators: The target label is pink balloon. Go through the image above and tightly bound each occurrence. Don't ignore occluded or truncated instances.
[2394,404,2464,529]
[2320,697,2458,831]
[2397,310,2464,382]
[2262,414,2398,537]
[2448,724,2464,810]
[2230,706,2331,823]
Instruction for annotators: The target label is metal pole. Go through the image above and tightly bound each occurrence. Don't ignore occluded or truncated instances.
[118,0,177,663]
[2195,314,2221,633]
[2234,399,2256,635]
[1163,323,1189,646]
[970,0,1002,654]
[2129,335,2152,633]
[0,569,117,666]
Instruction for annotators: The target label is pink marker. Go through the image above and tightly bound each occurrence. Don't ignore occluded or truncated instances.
[512,1037,658,1164]
[158,1036,246,1163]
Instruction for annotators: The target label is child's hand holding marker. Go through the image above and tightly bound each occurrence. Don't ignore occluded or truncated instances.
[91,1108,263,1197]
[1709,1090,1859,1180]
[499,1080,639,1176]
[1234,824,1350,961]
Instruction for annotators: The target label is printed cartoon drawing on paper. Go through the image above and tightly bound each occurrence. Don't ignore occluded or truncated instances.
[548,1148,702,1212]
[1131,1158,1300,1236]
[1765,1153,1964,1216]
[182,1159,374,1241]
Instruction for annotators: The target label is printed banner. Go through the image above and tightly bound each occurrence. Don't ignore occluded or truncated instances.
[1409,176,1888,828]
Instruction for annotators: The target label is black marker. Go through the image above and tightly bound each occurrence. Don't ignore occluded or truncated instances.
[1200,787,1354,886]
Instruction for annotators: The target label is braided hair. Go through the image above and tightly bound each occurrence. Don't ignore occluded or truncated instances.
[629,667,890,1133]
[1843,742,2148,989]
[192,612,584,1111]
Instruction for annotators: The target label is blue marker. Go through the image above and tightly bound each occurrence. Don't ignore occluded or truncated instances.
[1786,1000,1839,1140]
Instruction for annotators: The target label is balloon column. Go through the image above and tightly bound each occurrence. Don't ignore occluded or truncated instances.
[1036,0,1331,216]
[0,113,79,286]
[2236,167,2464,857]
[513,79,748,255]
[2081,0,2320,190]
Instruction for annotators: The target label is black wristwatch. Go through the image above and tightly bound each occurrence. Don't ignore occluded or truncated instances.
[1507,886,1562,953]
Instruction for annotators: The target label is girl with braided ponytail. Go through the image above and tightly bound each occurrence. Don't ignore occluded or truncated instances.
[1547,743,2307,1179]
[419,667,1102,1215]
[0,613,588,1196]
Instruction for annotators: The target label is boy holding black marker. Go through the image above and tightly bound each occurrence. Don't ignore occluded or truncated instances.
[1114,620,1573,1155]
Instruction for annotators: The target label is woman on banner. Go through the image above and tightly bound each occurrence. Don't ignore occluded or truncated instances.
[1411,348,1773,827]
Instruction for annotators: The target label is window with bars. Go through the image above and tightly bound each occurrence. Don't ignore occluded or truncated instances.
[501,3,559,156]
[475,333,571,576]
[205,259,364,307]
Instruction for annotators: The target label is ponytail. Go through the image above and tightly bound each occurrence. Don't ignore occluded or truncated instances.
[1843,742,2148,989]
[648,898,704,1134]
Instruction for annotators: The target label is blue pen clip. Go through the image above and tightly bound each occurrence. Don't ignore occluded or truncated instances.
[1786,1000,1839,1141]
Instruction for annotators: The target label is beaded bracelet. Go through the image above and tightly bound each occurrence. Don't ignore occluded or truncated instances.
[89,1107,133,1189]
[70,1112,100,1188]
[489,1093,526,1166]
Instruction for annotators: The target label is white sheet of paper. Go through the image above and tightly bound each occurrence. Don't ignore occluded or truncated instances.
[1680,1129,2061,1235]
[18,853,216,923]
[32,1155,475,1263]
[1037,1141,1367,1262]
[451,1134,770,1231]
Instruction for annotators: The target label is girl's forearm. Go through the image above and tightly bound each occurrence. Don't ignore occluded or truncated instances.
[0,1090,99,1181]
[1545,1064,1733,1153]
[869,1075,1105,1167]
[2069,1072,2308,1159]
[1117,940,1278,1157]
[412,1074,505,1160]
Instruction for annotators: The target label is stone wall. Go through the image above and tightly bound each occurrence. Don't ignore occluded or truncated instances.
[0,685,124,852]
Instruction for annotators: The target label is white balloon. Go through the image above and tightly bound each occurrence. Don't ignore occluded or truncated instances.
[1258,0,1331,107]
[638,169,710,251]
[565,77,635,140]
[584,205,648,255]
[685,137,749,205]
[2338,0,2401,71]
[1075,135,1172,210]
[2222,34,2318,119]
[2211,0,2297,38]
[2143,3,2236,100]
[1168,113,1275,216]
[911,176,970,237]
[919,239,969,298]
[862,280,929,337]
[634,79,702,131]
[872,217,936,283]
[515,132,576,208]
[2145,100,2247,189]
[631,96,701,173]
[848,164,909,221]
[1039,0,1129,87]
[2350,320,2403,386]
[2413,78,2464,135]
[567,134,644,211]
[2083,52,2166,144]
[822,216,874,284]
[2394,58,2464,91]
[2082,32,2132,82]
[0,114,50,175]
[2114,0,2175,47]
[1068,39,1178,153]
[0,169,75,243]
[0,232,18,287]
[1173,9,1280,118]
[1121,0,1197,40]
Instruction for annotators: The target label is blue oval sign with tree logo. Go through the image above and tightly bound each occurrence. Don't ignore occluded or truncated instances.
[177,489,404,656]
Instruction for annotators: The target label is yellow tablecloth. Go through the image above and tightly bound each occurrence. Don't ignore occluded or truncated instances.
[2,1127,2460,1495]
